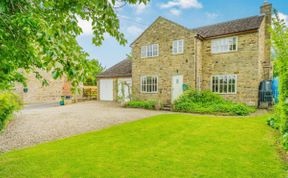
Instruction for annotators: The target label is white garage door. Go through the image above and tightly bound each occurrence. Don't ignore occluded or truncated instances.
[100,79,113,101]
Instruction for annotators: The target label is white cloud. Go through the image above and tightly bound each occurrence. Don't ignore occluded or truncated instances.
[77,18,111,39]
[160,0,202,9]
[170,9,181,17]
[77,17,93,35]
[118,15,142,23]
[133,3,149,14]
[278,12,288,26]
[205,12,219,19]
[127,25,143,36]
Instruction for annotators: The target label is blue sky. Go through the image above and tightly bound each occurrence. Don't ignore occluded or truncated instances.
[76,0,288,68]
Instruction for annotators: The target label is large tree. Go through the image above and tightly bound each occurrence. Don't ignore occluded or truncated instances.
[0,0,148,91]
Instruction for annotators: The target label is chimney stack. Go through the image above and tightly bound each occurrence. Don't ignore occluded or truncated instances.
[260,1,272,80]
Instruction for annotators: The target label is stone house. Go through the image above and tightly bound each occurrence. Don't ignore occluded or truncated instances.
[98,2,272,107]
[14,71,73,104]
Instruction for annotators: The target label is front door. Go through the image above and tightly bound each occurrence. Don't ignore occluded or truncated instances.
[171,75,183,102]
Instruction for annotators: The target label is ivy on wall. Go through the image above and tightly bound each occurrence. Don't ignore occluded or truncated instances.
[271,10,288,148]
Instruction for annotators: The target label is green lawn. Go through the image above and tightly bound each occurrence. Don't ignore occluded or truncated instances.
[0,114,286,177]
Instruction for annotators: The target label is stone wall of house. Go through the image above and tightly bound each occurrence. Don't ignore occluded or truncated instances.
[131,17,196,104]
[195,38,203,90]
[258,18,266,81]
[201,32,261,106]
[14,71,68,104]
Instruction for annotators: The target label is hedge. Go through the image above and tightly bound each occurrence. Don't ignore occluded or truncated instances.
[0,92,22,131]
[125,100,156,110]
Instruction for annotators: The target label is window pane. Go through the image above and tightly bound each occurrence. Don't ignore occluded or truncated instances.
[223,76,228,93]
[173,41,178,54]
[228,77,232,93]
[153,44,158,56]
[212,76,216,92]
[179,40,184,53]
[231,84,235,93]
[155,77,157,92]
[219,77,224,93]
[147,45,153,57]
[141,77,145,92]
[231,78,236,93]
[151,77,154,92]
[212,76,219,92]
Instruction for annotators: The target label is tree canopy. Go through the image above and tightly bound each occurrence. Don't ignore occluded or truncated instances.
[84,59,104,86]
[0,0,148,91]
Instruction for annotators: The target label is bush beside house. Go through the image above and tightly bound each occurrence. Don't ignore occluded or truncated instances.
[173,90,255,116]
[0,92,22,131]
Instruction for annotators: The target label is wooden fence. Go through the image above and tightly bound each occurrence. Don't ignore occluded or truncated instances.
[82,86,98,100]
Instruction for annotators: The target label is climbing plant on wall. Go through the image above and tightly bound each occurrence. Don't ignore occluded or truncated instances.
[271,10,288,148]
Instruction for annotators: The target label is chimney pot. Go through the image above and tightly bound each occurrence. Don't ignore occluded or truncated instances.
[260,1,272,16]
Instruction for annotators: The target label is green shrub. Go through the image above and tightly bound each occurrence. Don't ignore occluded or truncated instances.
[173,90,255,116]
[0,92,22,131]
[267,116,280,130]
[126,100,156,110]
[267,106,281,130]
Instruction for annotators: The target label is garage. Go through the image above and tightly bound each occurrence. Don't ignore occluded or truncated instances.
[97,59,132,102]
[99,79,114,101]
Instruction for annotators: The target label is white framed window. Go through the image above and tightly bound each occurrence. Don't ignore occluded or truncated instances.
[141,44,159,58]
[211,37,237,54]
[172,39,184,54]
[140,76,158,93]
[211,75,237,94]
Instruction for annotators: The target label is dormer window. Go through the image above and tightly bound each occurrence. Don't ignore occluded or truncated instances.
[141,44,159,58]
[172,40,184,54]
[211,37,237,54]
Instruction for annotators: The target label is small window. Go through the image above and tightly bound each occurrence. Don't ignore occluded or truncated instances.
[211,37,237,54]
[172,39,184,54]
[141,44,159,58]
[211,75,237,94]
[141,76,158,93]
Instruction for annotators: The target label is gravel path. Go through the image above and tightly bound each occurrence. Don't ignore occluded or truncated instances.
[0,101,165,152]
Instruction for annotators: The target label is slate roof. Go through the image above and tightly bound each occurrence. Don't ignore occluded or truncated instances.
[97,59,132,78]
[193,15,264,38]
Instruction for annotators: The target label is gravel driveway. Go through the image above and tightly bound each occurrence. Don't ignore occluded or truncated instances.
[0,101,165,152]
